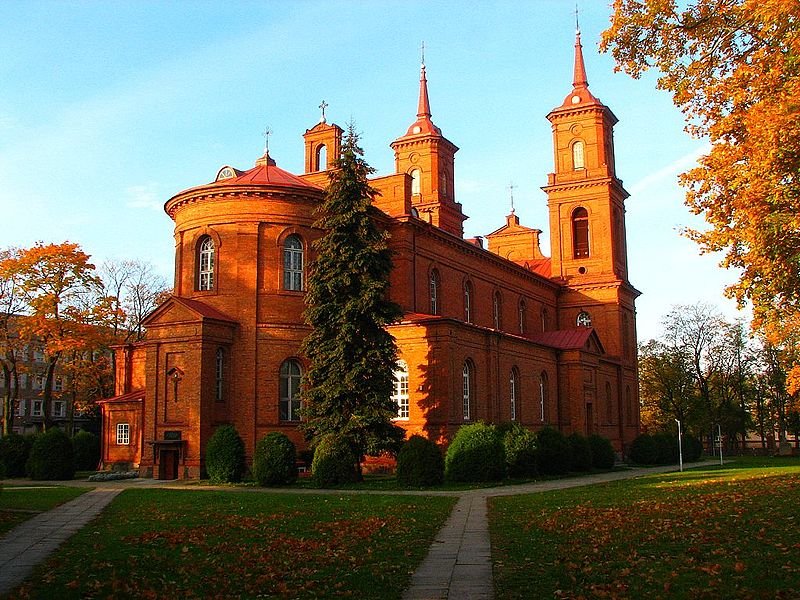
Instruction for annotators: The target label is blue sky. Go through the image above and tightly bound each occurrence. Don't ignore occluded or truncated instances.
[1,1,744,341]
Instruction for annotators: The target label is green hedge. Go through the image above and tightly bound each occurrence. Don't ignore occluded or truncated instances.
[0,433,35,477]
[588,434,616,469]
[536,427,572,475]
[205,425,246,483]
[311,434,359,487]
[252,432,297,486]
[629,433,659,465]
[445,422,505,482]
[503,423,538,478]
[73,430,100,471]
[567,433,593,472]
[396,435,444,487]
[27,428,75,480]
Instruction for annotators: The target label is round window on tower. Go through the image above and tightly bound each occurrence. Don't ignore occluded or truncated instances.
[577,311,592,327]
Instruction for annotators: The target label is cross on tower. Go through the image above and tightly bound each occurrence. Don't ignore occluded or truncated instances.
[262,126,272,155]
[421,40,425,67]
[508,182,516,214]
[575,3,581,35]
[319,100,328,124]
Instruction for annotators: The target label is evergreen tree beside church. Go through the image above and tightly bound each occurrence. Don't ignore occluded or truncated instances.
[300,125,404,478]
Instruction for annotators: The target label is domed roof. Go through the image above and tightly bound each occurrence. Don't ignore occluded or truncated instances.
[209,154,322,190]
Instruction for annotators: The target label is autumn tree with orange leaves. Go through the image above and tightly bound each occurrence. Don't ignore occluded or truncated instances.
[602,1,800,422]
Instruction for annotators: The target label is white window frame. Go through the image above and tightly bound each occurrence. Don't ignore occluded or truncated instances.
[510,369,518,421]
[116,423,130,445]
[198,237,215,291]
[463,362,472,421]
[215,348,224,402]
[283,235,304,291]
[429,270,440,315]
[32,399,43,417]
[392,361,410,420]
[15,399,25,416]
[280,359,302,422]
[52,400,66,418]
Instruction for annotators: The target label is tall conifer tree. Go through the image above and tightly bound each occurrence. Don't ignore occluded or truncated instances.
[301,124,403,474]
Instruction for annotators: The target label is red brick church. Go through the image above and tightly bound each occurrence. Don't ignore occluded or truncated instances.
[99,33,640,479]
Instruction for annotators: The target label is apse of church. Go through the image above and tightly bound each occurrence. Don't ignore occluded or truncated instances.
[99,33,640,479]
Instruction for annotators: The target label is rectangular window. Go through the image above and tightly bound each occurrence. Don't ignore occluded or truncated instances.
[34,376,45,391]
[54,377,63,392]
[32,399,43,417]
[33,348,45,362]
[15,400,25,416]
[52,400,66,418]
[116,423,130,445]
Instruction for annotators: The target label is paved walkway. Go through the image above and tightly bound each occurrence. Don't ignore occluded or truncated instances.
[0,488,122,595]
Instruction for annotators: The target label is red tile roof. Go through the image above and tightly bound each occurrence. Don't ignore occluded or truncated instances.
[209,160,322,190]
[173,297,237,323]
[97,389,145,404]
[519,258,552,278]
[530,328,595,350]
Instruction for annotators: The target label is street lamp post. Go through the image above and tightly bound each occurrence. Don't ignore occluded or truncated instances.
[717,423,723,467]
[675,419,684,472]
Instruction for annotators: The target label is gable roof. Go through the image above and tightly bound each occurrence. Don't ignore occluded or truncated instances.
[97,389,145,405]
[530,328,604,353]
[142,296,238,328]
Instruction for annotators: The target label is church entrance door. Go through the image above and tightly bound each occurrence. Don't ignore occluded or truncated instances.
[158,449,179,480]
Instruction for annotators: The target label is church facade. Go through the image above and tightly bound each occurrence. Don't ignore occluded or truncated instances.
[99,34,640,479]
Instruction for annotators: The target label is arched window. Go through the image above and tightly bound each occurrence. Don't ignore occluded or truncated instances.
[279,359,302,421]
[429,269,440,315]
[410,169,421,195]
[518,299,527,334]
[315,144,327,171]
[510,368,519,421]
[464,280,473,323]
[572,207,590,258]
[462,360,474,421]
[215,348,225,403]
[197,236,215,291]
[493,291,502,329]
[283,235,304,291]
[626,385,633,426]
[606,382,613,424]
[539,371,548,422]
[541,307,549,332]
[623,313,632,359]
[572,140,585,170]
[577,311,592,327]
[392,360,409,419]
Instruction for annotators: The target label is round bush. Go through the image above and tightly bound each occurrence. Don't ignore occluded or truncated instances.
[73,430,100,471]
[311,435,359,487]
[567,433,593,472]
[588,434,616,469]
[27,428,75,480]
[682,435,703,462]
[503,423,538,478]
[653,432,678,464]
[445,422,505,483]
[205,425,246,483]
[536,427,572,475]
[252,432,297,486]
[629,433,658,465]
[396,435,444,487]
[0,433,34,477]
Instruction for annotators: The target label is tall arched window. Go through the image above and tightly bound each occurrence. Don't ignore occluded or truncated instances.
[410,169,421,195]
[215,348,225,403]
[392,360,409,419]
[462,360,474,421]
[464,280,473,323]
[198,236,215,291]
[606,382,613,424]
[279,359,302,421]
[572,207,590,258]
[315,144,327,171]
[539,371,548,422]
[493,291,502,329]
[541,307,549,332]
[518,299,527,334]
[626,385,633,426]
[283,235,304,291]
[572,140,585,170]
[510,368,519,421]
[429,269,440,315]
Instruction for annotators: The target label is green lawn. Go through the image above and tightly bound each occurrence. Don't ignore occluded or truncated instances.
[490,456,800,599]
[0,486,88,536]
[13,489,456,599]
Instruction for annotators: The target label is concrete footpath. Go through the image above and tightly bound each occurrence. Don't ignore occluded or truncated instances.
[0,488,122,595]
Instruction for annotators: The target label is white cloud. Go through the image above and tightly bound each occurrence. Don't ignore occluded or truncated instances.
[629,143,711,197]
[125,184,162,211]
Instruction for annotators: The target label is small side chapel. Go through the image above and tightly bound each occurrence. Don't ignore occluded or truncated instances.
[99,32,641,479]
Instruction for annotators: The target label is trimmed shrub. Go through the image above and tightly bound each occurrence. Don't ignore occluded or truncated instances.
[445,422,505,482]
[396,435,444,487]
[567,433,593,472]
[252,432,297,486]
[0,433,34,477]
[629,433,658,465]
[683,435,703,462]
[311,434,359,487]
[205,425,246,483]
[73,430,100,471]
[653,432,678,464]
[27,428,75,480]
[503,423,538,478]
[536,427,572,475]
[588,434,616,469]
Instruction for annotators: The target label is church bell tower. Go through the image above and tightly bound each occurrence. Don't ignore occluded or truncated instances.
[542,29,638,361]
